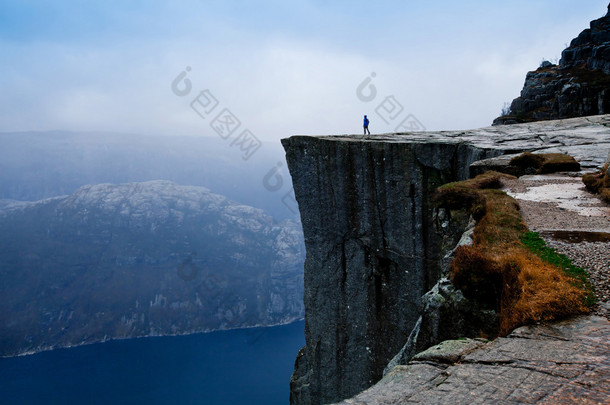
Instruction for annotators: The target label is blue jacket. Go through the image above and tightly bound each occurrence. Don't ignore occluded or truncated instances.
[363,117,369,127]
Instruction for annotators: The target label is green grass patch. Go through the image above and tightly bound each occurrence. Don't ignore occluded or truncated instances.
[521,231,596,306]
[435,172,592,336]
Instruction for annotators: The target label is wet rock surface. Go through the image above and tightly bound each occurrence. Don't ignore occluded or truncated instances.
[372,114,610,170]
[335,316,610,405]
[503,174,610,318]
[503,175,610,230]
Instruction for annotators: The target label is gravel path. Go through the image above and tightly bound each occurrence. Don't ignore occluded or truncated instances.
[502,174,610,318]
[547,241,610,302]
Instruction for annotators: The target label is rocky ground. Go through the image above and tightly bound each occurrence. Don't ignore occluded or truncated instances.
[336,316,609,404]
[502,174,610,317]
[288,115,610,404]
[551,242,610,313]
[333,171,610,405]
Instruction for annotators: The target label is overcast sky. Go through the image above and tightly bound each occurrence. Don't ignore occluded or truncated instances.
[0,1,608,141]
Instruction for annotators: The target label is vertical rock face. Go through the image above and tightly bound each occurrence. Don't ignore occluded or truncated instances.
[561,4,610,74]
[283,117,610,404]
[282,136,499,404]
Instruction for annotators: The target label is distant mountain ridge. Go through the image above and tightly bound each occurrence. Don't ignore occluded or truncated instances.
[0,130,296,221]
[0,180,304,357]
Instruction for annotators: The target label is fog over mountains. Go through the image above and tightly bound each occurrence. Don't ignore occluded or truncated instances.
[0,132,304,356]
[0,131,297,221]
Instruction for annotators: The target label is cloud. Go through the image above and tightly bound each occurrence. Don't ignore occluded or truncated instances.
[0,0,608,139]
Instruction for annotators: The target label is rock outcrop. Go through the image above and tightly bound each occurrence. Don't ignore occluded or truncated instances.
[335,315,610,404]
[283,138,499,404]
[0,180,304,357]
[494,4,610,125]
[283,115,610,405]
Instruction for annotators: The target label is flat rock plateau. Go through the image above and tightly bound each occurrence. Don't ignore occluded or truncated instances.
[336,316,609,404]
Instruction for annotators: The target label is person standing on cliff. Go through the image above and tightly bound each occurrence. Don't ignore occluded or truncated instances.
[363,115,370,135]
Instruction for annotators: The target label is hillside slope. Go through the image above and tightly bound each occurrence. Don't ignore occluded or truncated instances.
[0,180,304,357]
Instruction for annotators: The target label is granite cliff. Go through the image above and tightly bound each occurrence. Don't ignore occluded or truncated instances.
[0,180,304,357]
[335,316,609,404]
[283,138,499,404]
[494,4,610,125]
[283,115,610,404]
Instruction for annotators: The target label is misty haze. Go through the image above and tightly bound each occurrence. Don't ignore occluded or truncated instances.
[1,1,609,405]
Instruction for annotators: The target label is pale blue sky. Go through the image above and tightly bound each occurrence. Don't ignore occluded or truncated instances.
[0,1,608,140]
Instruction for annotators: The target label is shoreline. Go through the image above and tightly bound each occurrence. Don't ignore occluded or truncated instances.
[2,317,305,359]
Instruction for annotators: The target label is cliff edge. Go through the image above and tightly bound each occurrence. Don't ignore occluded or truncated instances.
[335,315,609,404]
[283,115,610,404]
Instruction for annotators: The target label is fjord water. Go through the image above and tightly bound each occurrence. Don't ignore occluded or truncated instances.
[0,321,304,405]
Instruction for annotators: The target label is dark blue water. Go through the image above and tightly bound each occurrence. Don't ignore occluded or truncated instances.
[0,321,304,405]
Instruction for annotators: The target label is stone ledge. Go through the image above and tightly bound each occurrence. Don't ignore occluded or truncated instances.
[335,316,609,404]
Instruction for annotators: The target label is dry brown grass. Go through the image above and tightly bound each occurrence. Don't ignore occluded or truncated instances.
[510,152,580,174]
[507,252,587,329]
[583,164,610,203]
[434,171,512,221]
[493,249,587,334]
[437,171,589,337]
